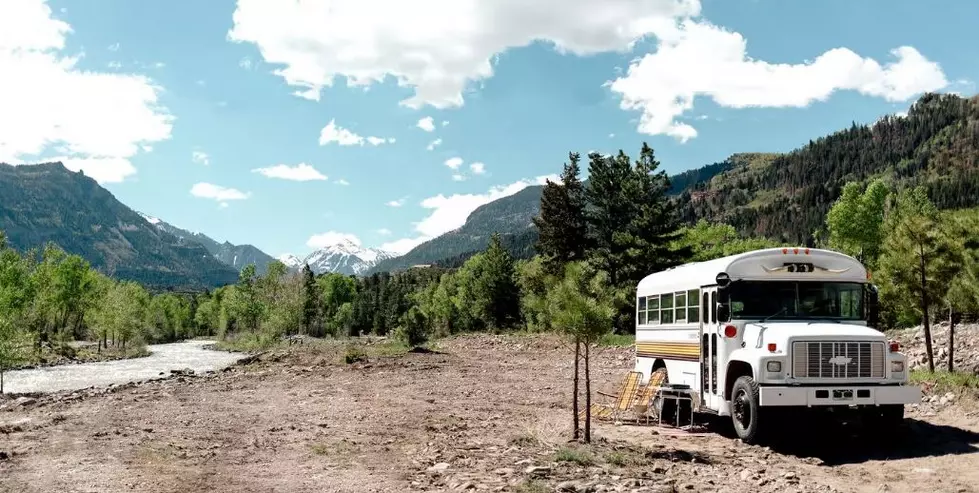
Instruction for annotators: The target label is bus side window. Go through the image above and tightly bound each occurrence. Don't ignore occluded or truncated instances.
[702,293,709,323]
[710,292,717,324]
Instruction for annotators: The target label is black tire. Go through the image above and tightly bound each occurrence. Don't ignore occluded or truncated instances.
[650,367,677,424]
[730,375,764,444]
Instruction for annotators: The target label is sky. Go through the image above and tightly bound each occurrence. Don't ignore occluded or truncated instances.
[1,0,975,260]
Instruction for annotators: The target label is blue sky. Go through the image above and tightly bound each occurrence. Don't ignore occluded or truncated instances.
[2,0,975,259]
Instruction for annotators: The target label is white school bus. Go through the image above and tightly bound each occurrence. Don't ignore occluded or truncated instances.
[634,247,921,443]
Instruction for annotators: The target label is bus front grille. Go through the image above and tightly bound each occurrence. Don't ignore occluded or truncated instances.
[791,341,885,379]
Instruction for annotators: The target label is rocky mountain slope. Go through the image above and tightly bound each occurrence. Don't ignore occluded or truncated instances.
[0,162,239,289]
[282,240,394,275]
[138,212,275,275]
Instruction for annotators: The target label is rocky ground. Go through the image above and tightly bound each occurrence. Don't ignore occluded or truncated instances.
[893,321,979,375]
[1,334,979,493]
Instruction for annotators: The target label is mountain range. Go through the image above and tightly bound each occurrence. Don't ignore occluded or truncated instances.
[279,241,395,275]
[3,93,977,288]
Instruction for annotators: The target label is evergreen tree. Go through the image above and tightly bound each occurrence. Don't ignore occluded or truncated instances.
[478,233,522,329]
[584,150,634,288]
[533,152,589,275]
[301,264,317,335]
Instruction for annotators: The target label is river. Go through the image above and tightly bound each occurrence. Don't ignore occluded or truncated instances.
[2,340,245,394]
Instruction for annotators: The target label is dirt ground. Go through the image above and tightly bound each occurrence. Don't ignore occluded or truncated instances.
[1,334,979,493]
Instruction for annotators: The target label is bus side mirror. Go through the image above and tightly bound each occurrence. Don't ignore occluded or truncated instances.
[717,303,731,322]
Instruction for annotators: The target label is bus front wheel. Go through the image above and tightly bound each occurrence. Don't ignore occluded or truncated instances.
[730,375,764,444]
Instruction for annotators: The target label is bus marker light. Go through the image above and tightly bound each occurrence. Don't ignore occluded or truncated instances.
[723,325,737,338]
[767,343,777,352]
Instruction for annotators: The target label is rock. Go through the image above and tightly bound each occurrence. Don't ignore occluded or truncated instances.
[493,468,514,476]
[524,466,551,477]
[427,462,450,473]
[739,469,755,481]
[14,397,36,407]
[0,451,8,461]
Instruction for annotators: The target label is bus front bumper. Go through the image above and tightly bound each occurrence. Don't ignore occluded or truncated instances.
[758,385,922,407]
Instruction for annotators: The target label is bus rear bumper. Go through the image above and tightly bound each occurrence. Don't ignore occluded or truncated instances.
[758,385,921,407]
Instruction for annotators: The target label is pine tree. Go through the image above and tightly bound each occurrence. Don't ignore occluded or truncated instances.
[478,233,521,329]
[301,264,317,335]
[584,150,634,288]
[533,152,588,275]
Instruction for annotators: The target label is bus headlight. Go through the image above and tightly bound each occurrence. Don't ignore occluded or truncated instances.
[891,360,905,373]
[766,361,782,372]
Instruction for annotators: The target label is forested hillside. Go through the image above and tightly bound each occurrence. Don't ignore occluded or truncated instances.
[368,185,543,273]
[0,162,239,289]
[676,93,979,242]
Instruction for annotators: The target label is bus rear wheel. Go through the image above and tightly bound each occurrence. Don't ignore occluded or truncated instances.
[730,375,764,444]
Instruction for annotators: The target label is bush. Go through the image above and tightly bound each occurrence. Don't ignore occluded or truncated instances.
[343,344,368,364]
[395,305,429,348]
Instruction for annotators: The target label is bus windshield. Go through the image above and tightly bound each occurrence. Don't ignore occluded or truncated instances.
[727,281,865,321]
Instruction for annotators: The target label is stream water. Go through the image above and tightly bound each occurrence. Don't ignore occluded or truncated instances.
[3,340,245,394]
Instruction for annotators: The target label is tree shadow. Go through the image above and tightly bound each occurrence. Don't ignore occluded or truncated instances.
[705,413,979,466]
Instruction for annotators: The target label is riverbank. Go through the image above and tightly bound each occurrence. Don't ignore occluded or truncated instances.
[9,343,151,372]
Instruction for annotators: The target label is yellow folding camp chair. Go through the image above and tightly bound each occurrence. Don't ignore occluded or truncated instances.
[584,370,642,422]
[629,369,667,424]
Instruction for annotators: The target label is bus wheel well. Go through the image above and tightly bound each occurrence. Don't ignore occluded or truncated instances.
[652,359,667,371]
[725,361,753,400]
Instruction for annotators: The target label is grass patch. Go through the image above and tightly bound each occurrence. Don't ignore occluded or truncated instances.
[553,446,595,466]
[911,369,979,394]
[343,344,368,364]
[508,433,540,448]
[514,480,549,493]
[597,333,634,348]
[310,440,358,460]
[214,332,284,353]
[604,451,628,467]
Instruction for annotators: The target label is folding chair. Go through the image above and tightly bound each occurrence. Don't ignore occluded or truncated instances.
[629,369,668,424]
[584,371,642,423]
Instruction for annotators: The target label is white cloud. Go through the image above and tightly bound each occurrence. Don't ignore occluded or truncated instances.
[608,20,948,142]
[335,178,351,186]
[442,120,449,127]
[444,157,463,170]
[318,119,394,146]
[239,57,253,70]
[386,198,406,207]
[366,136,396,146]
[469,162,485,175]
[192,150,210,166]
[416,116,435,132]
[381,174,557,254]
[0,0,173,183]
[107,61,122,69]
[227,0,700,108]
[376,228,392,236]
[252,163,327,181]
[452,174,465,182]
[427,138,442,151]
[307,231,361,248]
[190,182,250,207]
[107,42,119,51]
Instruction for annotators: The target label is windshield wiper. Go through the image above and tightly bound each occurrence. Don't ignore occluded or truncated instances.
[759,307,787,324]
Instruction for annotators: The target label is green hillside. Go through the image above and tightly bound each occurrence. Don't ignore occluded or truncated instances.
[0,162,239,289]
[675,93,979,243]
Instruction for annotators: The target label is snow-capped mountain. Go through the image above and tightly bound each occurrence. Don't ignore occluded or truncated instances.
[283,240,396,276]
